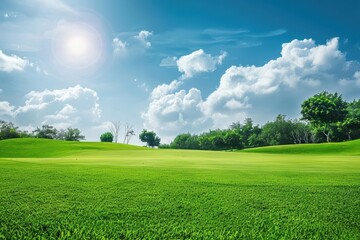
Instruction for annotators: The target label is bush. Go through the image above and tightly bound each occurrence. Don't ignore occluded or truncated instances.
[100,132,113,142]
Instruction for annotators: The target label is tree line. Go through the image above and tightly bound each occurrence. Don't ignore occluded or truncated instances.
[0,122,85,141]
[160,92,360,150]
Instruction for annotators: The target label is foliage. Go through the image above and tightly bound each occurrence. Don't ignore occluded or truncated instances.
[167,116,308,150]
[289,119,312,144]
[33,125,58,139]
[158,143,171,149]
[139,129,161,147]
[100,132,114,142]
[171,133,199,149]
[64,128,85,141]
[260,115,294,146]
[0,121,87,142]
[340,99,360,140]
[301,91,348,142]
[0,120,20,140]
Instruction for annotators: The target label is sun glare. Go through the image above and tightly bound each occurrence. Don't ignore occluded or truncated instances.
[52,22,103,70]
[66,35,89,57]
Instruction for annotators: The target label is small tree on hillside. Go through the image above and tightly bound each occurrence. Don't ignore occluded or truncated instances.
[139,129,160,147]
[0,120,20,140]
[33,125,57,139]
[64,128,85,141]
[100,132,113,142]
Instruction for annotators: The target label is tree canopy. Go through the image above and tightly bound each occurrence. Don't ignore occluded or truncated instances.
[139,130,160,148]
[301,92,348,142]
[0,121,20,140]
[100,132,114,142]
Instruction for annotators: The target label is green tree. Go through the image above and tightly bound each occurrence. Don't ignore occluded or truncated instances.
[100,132,113,142]
[64,128,85,141]
[33,125,57,139]
[241,118,254,147]
[198,133,213,150]
[170,133,199,149]
[0,120,20,140]
[340,99,360,140]
[139,129,160,147]
[248,125,263,147]
[289,119,312,144]
[224,130,243,149]
[171,133,192,149]
[260,115,293,145]
[301,92,348,142]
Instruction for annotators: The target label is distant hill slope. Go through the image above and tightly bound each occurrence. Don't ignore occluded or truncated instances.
[1,138,359,158]
[0,138,147,158]
[243,139,360,155]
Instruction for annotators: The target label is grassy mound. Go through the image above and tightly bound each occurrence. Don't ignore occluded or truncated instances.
[0,138,147,158]
[0,143,359,238]
[243,139,360,155]
[0,138,359,238]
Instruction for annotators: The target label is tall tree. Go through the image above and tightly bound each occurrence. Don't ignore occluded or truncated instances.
[260,115,293,145]
[224,130,243,149]
[123,123,135,144]
[64,128,85,141]
[301,92,348,142]
[0,120,20,140]
[33,125,57,139]
[108,121,121,143]
[139,129,160,148]
[290,119,312,144]
[340,99,360,140]
[241,118,254,147]
[171,133,192,149]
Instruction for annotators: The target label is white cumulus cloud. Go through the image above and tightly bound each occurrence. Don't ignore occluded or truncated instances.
[137,30,153,48]
[142,88,209,135]
[177,49,227,79]
[0,85,101,130]
[150,80,182,100]
[113,38,127,56]
[202,37,360,118]
[0,101,16,117]
[44,104,77,121]
[112,30,153,56]
[0,50,29,72]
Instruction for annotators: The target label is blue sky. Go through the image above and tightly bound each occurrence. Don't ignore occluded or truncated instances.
[0,0,360,144]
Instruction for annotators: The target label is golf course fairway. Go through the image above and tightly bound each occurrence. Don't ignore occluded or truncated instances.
[0,138,359,239]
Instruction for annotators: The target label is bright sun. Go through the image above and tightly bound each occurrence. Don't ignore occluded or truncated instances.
[66,35,89,57]
[52,22,103,70]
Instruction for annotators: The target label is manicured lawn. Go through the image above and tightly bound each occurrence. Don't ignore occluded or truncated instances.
[0,139,359,239]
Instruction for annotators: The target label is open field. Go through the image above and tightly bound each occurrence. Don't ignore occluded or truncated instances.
[0,139,359,239]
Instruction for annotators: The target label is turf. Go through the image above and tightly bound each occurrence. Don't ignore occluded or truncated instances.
[0,139,359,239]
[0,138,147,158]
[243,139,360,155]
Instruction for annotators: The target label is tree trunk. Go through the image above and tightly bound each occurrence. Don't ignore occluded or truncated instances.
[323,130,331,143]
[347,130,352,141]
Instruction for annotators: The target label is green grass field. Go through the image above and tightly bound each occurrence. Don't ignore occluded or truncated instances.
[0,139,359,239]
